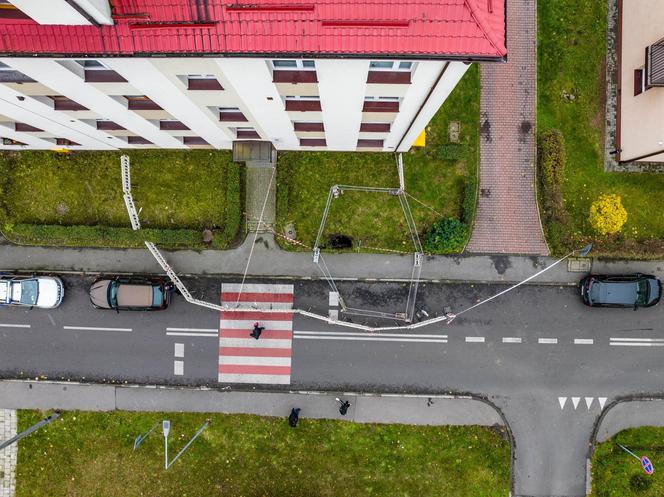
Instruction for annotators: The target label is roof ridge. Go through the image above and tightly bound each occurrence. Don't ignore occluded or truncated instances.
[463,0,506,57]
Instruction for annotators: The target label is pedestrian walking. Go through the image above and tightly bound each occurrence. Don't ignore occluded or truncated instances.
[288,408,301,428]
[250,322,264,340]
[335,397,351,416]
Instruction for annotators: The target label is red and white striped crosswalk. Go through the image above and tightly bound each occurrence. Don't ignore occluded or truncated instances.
[218,283,294,385]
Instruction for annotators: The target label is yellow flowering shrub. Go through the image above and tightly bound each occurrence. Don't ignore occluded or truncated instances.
[589,194,627,235]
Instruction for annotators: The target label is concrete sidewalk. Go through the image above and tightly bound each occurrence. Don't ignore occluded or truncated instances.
[0,380,504,428]
[1,234,663,284]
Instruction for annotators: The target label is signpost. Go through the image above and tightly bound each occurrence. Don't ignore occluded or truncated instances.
[618,444,654,475]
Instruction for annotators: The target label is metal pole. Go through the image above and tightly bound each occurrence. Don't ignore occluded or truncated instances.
[0,412,60,451]
[618,444,641,461]
[165,421,209,470]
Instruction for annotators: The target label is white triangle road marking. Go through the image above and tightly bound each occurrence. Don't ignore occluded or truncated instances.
[598,397,608,409]
[558,397,567,410]
[585,397,594,410]
[572,397,581,410]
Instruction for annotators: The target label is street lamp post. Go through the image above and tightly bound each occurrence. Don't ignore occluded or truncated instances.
[447,244,592,323]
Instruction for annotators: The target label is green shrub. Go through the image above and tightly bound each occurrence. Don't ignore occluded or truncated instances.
[424,218,468,254]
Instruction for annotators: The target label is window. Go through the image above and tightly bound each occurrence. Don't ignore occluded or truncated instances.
[357,139,384,148]
[0,62,9,69]
[236,127,260,139]
[369,61,413,71]
[159,120,189,131]
[55,138,80,146]
[183,136,209,145]
[51,95,88,111]
[15,123,43,132]
[125,96,162,110]
[360,122,391,133]
[127,136,152,145]
[634,68,644,96]
[0,1,30,20]
[218,107,248,122]
[362,97,399,113]
[285,96,321,112]
[96,120,125,131]
[2,138,26,146]
[300,138,326,147]
[272,60,316,70]
[76,60,107,69]
[293,122,325,132]
[187,75,223,90]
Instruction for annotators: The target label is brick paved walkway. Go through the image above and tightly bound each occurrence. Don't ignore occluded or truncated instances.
[0,409,16,497]
[466,0,549,255]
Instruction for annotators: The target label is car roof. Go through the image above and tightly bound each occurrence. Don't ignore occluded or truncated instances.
[117,284,154,307]
[592,279,640,305]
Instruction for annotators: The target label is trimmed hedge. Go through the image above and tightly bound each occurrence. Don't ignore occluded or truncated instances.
[537,129,568,225]
[0,151,243,250]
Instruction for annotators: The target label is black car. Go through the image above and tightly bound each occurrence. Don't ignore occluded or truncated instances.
[90,276,172,311]
[579,274,662,309]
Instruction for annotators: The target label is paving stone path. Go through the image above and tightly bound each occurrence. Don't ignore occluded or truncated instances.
[466,0,549,255]
[0,409,16,497]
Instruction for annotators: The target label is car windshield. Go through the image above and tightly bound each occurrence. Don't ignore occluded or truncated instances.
[152,285,164,307]
[109,280,119,308]
[636,279,649,306]
[19,280,38,305]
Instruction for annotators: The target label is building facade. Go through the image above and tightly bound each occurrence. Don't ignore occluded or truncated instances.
[0,0,506,152]
[616,0,664,163]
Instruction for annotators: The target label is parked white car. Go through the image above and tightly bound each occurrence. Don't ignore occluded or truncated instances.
[0,275,64,309]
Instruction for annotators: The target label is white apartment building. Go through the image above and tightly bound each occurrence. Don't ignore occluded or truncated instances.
[0,0,506,152]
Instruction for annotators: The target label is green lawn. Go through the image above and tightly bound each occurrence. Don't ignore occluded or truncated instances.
[276,64,479,253]
[591,427,664,496]
[16,409,510,497]
[0,150,242,249]
[538,1,664,258]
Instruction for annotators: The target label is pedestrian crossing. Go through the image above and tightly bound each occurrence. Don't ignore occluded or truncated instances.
[218,283,294,385]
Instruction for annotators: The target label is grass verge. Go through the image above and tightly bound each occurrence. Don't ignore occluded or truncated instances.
[0,150,242,250]
[16,409,510,497]
[538,1,664,259]
[591,427,664,496]
[276,64,479,254]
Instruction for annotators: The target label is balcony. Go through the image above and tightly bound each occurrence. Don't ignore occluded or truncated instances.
[273,70,318,84]
[366,71,411,84]
[84,70,127,83]
[285,99,322,112]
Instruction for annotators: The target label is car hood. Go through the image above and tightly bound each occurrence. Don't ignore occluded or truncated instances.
[35,278,62,308]
[90,280,112,308]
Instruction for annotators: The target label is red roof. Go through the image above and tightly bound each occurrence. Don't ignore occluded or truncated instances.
[0,0,506,59]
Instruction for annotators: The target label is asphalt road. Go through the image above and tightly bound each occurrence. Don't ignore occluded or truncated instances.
[1,275,663,496]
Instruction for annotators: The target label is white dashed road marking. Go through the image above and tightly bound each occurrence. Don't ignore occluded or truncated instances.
[502,337,522,343]
[174,360,184,376]
[538,338,558,344]
[174,343,184,358]
[465,336,485,343]
[0,323,30,328]
[63,326,132,332]
[166,327,217,337]
[574,338,594,345]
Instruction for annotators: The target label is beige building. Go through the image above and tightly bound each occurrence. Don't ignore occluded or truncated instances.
[616,0,664,162]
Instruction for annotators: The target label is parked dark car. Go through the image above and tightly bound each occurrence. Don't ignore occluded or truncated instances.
[89,276,172,311]
[579,274,662,309]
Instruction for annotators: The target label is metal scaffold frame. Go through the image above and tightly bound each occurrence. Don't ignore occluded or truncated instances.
[121,155,141,230]
[312,153,424,322]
